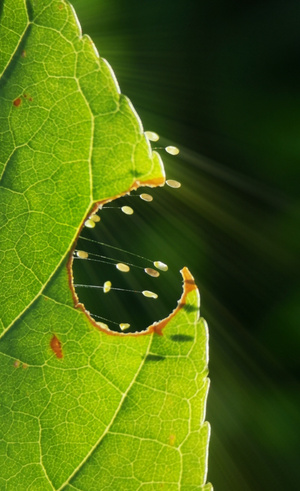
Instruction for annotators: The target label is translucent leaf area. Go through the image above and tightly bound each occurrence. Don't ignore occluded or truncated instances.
[0,1,211,489]
[0,0,164,333]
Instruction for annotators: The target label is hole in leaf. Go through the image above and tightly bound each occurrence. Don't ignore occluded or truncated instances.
[70,189,183,334]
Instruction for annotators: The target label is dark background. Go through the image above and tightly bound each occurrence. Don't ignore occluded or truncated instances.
[72,1,300,489]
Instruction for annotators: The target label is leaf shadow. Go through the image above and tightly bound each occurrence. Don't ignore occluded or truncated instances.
[179,303,199,314]
[170,334,194,343]
[144,354,166,362]
[0,9,32,90]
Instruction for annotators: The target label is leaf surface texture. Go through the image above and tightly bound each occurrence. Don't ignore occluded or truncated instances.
[0,1,211,489]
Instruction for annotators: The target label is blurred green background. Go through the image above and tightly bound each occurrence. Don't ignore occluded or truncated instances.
[72,0,300,489]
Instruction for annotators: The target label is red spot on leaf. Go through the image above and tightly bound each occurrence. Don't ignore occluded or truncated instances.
[13,98,22,107]
[50,335,63,359]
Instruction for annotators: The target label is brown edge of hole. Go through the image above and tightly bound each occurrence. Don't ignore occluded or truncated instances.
[67,175,197,337]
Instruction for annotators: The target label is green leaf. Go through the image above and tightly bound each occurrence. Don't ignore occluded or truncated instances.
[0,1,211,489]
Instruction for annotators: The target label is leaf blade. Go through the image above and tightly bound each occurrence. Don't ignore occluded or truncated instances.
[0,266,210,489]
[0,1,211,489]
[0,0,164,333]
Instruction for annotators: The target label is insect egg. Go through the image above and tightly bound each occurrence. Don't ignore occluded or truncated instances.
[145,131,159,142]
[119,323,130,331]
[121,206,134,215]
[90,214,101,223]
[165,145,180,155]
[103,281,112,293]
[166,179,181,189]
[76,250,89,259]
[153,261,168,272]
[140,193,153,202]
[96,321,109,330]
[144,267,160,278]
[84,218,96,228]
[116,263,130,272]
[142,290,158,299]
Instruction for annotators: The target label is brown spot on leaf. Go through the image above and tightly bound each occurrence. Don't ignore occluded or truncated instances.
[22,363,28,370]
[13,98,22,107]
[50,335,63,359]
[13,360,20,368]
[21,50,26,57]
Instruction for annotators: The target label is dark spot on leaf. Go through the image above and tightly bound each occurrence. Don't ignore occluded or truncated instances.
[129,169,143,177]
[170,334,194,343]
[23,93,27,98]
[50,335,63,359]
[178,303,199,313]
[145,354,166,362]
[21,50,26,57]
[13,98,22,107]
